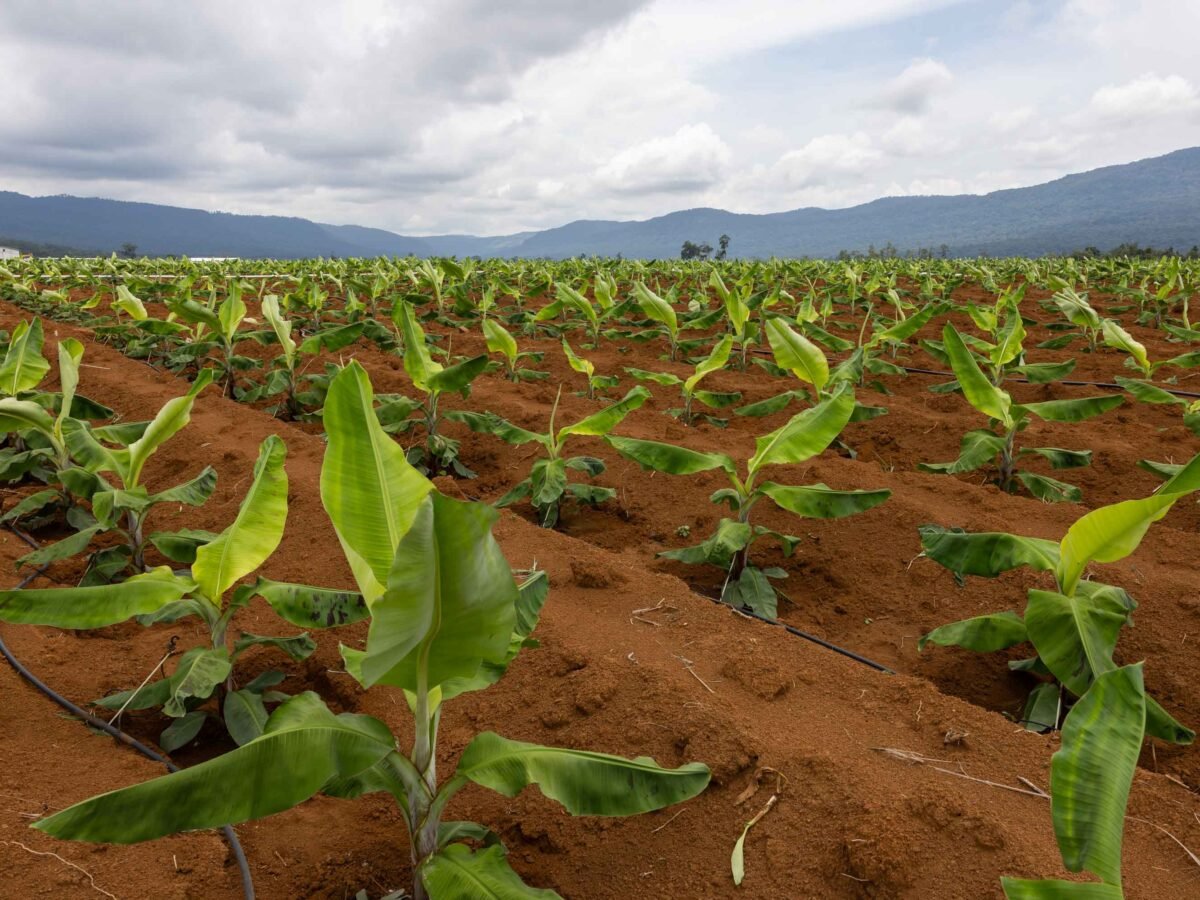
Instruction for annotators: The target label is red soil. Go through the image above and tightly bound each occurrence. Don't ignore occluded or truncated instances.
[1,289,1198,898]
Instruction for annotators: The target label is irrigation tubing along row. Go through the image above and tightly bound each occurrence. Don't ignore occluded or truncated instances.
[899,365,1200,398]
[0,527,256,900]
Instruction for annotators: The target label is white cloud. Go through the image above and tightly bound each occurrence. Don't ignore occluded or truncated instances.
[775,133,881,186]
[875,57,953,113]
[1,0,1200,234]
[881,117,947,156]
[1010,135,1083,167]
[595,123,732,194]
[1089,73,1199,121]
[988,106,1034,133]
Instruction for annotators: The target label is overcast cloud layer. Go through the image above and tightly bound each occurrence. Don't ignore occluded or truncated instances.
[2,0,1199,235]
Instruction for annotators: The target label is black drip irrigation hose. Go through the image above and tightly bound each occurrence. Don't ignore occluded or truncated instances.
[736,604,895,673]
[899,365,1200,399]
[0,528,255,900]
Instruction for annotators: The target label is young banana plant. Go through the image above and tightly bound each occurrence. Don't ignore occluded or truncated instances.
[920,324,1123,502]
[396,302,489,477]
[561,339,619,399]
[709,269,757,370]
[0,435,315,750]
[412,258,447,311]
[536,281,615,346]
[243,294,364,418]
[737,318,885,434]
[625,334,741,426]
[607,385,890,616]
[31,362,711,900]
[165,282,261,395]
[1048,287,1103,350]
[1101,317,1200,378]
[47,370,219,580]
[449,384,650,527]
[634,281,683,360]
[482,317,546,382]
[0,320,97,487]
[919,451,1200,745]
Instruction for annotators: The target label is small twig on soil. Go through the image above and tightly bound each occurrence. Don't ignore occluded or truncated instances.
[1,840,117,899]
[631,599,677,617]
[630,597,679,627]
[650,809,686,833]
[1127,817,1200,871]
[674,654,715,694]
[872,747,1049,799]
[840,873,870,883]
[1017,776,1049,798]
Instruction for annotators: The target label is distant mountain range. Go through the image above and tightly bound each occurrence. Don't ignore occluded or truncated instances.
[3,147,1200,259]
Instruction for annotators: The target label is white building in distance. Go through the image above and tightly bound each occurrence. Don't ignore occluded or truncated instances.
[0,247,19,260]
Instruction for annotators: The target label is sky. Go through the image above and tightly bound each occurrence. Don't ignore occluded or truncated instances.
[2,0,1199,236]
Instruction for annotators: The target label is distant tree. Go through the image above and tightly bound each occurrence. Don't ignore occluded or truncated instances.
[715,234,731,260]
[119,242,138,258]
[938,243,949,258]
[680,240,713,261]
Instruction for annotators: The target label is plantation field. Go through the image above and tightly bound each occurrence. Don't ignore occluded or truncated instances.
[0,256,1198,898]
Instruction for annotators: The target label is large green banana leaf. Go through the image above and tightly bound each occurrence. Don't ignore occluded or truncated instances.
[765,317,828,392]
[320,361,432,602]
[1052,664,1146,887]
[193,435,287,603]
[747,385,854,474]
[0,567,194,628]
[453,731,710,816]
[556,385,649,443]
[1057,452,1200,594]
[421,844,560,899]
[606,435,735,475]
[942,324,1012,426]
[0,318,50,396]
[35,693,395,844]
[757,482,890,518]
[918,526,1059,577]
[361,491,517,690]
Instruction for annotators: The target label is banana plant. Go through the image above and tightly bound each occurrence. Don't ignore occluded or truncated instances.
[165,282,261,395]
[1101,317,1200,377]
[536,281,617,346]
[1048,287,1103,350]
[32,362,711,900]
[736,317,885,437]
[625,334,741,426]
[0,435,316,750]
[0,324,86,487]
[920,324,1123,502]
[413,259,447,311]
[709,269,756,369]
[922,289,1079,387]
[561,339,618,399]
[449,385,650,527]
[607,385,890,616]
[0,333,123,532]
[240,294,363,418]
[919,452,1200,744]
[48,370,219,579]
[482,317,546,382]
[395,302,489,477]
[634,281,683,360]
